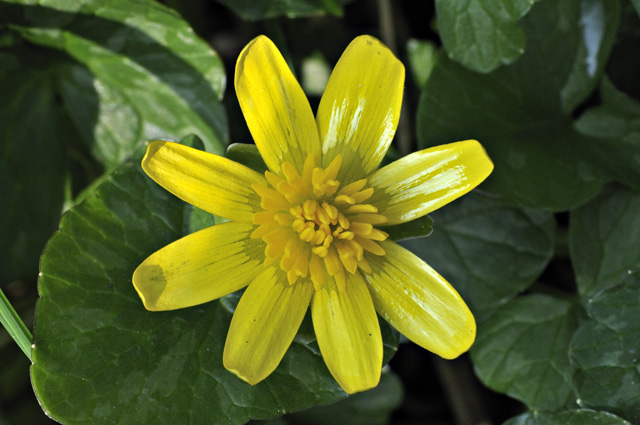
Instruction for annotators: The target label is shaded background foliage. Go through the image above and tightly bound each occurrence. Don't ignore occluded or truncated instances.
[1,0,640,424]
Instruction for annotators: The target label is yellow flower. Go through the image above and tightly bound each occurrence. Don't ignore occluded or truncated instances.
[133,35,493,394]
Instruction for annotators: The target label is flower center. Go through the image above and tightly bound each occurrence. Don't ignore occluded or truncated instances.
[251,155,388,291]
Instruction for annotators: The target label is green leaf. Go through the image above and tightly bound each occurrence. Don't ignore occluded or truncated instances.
[504,409,631,425]
[258,369,403,425]
[576,78,640,192]
[570,273,640,422]
[54,62,143,171]
[0,0,228,282]
[226,143,269,174]
[418,0,620,211]
[215,0,352,20]
[605,3,640,102]
[435,0,541,73]
[385,215,433,242]
[569,185,640,297]
[471,294,584,411]
[31,160,399,425]
[406,39,436,89]
[0,57,67,283]
[402,193,555,321]
[2,0,228,168]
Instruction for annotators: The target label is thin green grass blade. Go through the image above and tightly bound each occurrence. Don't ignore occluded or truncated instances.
[0,289,32,361]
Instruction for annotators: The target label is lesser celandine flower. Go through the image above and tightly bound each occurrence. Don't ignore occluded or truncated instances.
[133,35,493,394]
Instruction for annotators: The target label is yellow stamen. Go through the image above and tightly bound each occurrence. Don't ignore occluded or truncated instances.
[337,231,355,240]
[250,154,389,291]
[350,222,373,236]
[349,213,387,225]
[281,162,300,182]
[303,200,317,217]
[253,211,275,225]
[355,236,386,256]
[338,179,367,196]
[335,194,355,205]
[352,187,374,203]
[309,254,325,291]
[324,155,342,181]
[346,204,378,214]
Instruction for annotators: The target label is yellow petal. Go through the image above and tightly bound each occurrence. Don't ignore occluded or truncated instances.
[142,141,265,222]
[311,272,382,394]
[133,222,264,311]
[223,268,314,385]
[365,240,475,359]
[235,35,320,175]
[316,35,404,183]
[368,140,493,225]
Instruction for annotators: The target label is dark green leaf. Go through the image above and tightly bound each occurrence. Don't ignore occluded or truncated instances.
[0,62,66,283]
[54,62,143,171]
[215,0,352,21]
[435,0,541,73]
[605,3,640,101]
[31,160,398,425]
[402,193,555,321]
[180,134,206,151]
[3,0,228,168]
[569,185,640,297]
[570,273,640,422]
[385,216,433,242]
[257,369,403,425]
[576,78,640,191]
[226,143,269,174]
[504,409,631,425]
[418,0,620,211]
[471,294,584,411]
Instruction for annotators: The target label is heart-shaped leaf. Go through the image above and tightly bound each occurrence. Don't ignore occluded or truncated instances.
[471,294,583,411]
[31,157,399,424]
[419,0,620,211]
[570,272,640,423]
[570,185,640,297]
[435,0,542,73]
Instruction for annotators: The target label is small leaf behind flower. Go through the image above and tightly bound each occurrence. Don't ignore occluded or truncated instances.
[504,409,631,425]
[226,143,269,174]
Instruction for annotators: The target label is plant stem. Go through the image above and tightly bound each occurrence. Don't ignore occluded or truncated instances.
[433,356,491,425]
[0,288,33,361]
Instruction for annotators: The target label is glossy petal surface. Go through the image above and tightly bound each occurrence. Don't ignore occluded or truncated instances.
[142,141,265,222]
[133,222,264,310]
[365,241,475,359]
[368,140,493,225]
[311,272,383,394]
[316,35,405,183]
[235,35,320,175]
[223,268,314,385]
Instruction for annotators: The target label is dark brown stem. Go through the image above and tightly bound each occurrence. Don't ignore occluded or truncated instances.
[377,0,412,157]
[433,356,492,425]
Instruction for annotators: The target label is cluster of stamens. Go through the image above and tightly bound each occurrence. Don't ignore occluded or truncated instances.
[251,154,388,292]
